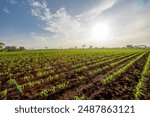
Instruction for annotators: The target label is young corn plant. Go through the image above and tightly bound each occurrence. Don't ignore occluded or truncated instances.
[28,82,34,87]
[101,52,147,84]
[78,75,85,81]
[8,79,23,94]
[54,81,70,93]
[73,95,85,100]
[56,81,69,90]
[39,89,49,97]
[15,83,23,94]
[24,76,30,82]
[134,53,150,99]
[0,89,8,99]
[50,86,56,94]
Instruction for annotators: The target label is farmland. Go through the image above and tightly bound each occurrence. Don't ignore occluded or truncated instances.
[0,49,150,100]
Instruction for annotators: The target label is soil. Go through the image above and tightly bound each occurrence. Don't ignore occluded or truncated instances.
[47,53,139,100]
[1,52,150,100]
[87,53,148,100]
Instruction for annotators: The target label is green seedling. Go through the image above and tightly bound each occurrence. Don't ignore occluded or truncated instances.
[73,95,85,100]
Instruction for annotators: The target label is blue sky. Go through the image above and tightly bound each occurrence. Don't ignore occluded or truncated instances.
[0,0,150,49]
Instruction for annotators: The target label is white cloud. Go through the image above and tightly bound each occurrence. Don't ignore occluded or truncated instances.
[30,0,81,41]
[31,1,46,7]
[28,0,150,48]
[101,0,150,44]
[3,8,10,14]
[30,32,36,35]
[8,0,17,5]
[29,0,119,41]
[77,0,118,22]
[28,0,124,48]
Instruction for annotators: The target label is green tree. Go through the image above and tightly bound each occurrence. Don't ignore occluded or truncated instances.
[4,46,17,51]
[0,42,5,50]
[89,46,93,49]
[11,46,17,51]
[82,44,86,49]
[19,47,25,51]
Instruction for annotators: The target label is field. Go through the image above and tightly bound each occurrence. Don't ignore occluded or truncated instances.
[0,49,150,100]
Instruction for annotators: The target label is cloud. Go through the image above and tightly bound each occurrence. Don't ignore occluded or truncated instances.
[33,1,47,7]
[8,0,17,5]
[3,8,10,14]
[28,0,150,48]
[111,1,150,45]
[77,0,118,22]
[30,0,81,40]
[30,32,36,35]
[29,0,119,39]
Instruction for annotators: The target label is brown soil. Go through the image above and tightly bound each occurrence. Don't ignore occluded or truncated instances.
[88,53,148,100]
[2,52,149,100]
[5,53,132,99]
[48,54,139,100]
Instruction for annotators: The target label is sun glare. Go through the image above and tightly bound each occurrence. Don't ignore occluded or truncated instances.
[91,22,111,41]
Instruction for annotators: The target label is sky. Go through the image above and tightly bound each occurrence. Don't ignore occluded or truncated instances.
[0,0,150,49]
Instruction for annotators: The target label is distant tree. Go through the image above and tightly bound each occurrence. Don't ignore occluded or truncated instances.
[89,46,93,49]
[126,45,133,48]
[82,44,86,49]
[45,47,48,49]
[11,46,17,51]
[19,47,26,51]
[4,46,17,51]
[0,43,26,52]
[0,42,5,50]
[69,47,74,50]
[74,46,77,49]
[4,46,11,51]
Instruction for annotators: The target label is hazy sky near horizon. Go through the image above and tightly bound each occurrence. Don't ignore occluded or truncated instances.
[0,0,150,49]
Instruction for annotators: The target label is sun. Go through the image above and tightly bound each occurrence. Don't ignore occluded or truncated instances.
[91,22,111,41]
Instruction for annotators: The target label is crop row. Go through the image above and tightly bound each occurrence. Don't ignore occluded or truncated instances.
[73,51,149,100]
[0,53,134,99]
[0,49,148,99]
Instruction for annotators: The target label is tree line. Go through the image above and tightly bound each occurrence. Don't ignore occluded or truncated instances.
[0,42,26,52]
